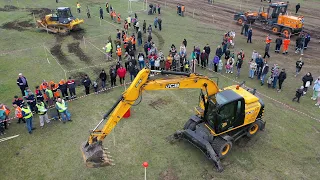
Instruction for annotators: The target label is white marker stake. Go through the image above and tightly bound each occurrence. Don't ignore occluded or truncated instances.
[145,167,147,180]
[43,44,50,64]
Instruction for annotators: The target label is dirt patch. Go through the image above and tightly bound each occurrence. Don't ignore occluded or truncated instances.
[159,168,179,180]
[0,5,18,11]
[1,20,33,31]
[29,8,51,18]
[71,28,86,40]
[149,98,171,110]
[50,44,74,67]
[153,30,165,50]
[67,42,92,64]
[69,71,86,86]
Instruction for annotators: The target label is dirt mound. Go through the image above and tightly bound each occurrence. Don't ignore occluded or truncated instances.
[67,42,92,64]
[149,98,171,110]
[69,71,86,86]
[29,8,51,18]
[0,5,18,11]
[50,44,74,67]
[1,20,33,31]
[71,28,86,40]
[159,168,179,180]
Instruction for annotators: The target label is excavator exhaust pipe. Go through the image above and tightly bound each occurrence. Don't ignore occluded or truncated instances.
[80,141,115,168]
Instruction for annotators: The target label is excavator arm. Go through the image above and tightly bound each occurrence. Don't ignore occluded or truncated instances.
[81,68,219,168]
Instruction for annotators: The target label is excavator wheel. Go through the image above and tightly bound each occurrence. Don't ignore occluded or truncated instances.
[272,25,280,34]
[183,119,196,131]
[211,137,232,159]
[281,28,291,38]
[237,18,244,25]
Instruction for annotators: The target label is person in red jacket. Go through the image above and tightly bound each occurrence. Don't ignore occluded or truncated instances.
[117,65,127,85]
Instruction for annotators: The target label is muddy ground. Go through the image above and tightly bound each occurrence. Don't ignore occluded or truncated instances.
[1,20,33,31]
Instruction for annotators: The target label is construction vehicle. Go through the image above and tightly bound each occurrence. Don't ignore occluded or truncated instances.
[234,2,304,36]
[81,69,266,172]
[36,7,84,35]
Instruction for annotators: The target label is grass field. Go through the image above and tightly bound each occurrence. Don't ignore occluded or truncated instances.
[1,0,320,179]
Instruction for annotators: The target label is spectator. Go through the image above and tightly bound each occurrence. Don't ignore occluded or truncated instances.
[224,48,230,61]
[0,109,6,135]
[35,86,44,102]
[295,3,300,14]
[117,65,127,84]
[99,69,107,90]
[58,79,69,100]
[272,64,280,89]
[180,44,186,57]
[137,29,142,46]
[13,103,24,123]
[87,6,91,18]
[200,50,208,68]
[26,90,36,113]
[260,62,269,86]
[93,81,98,94]
[302,72,313,95]
[21,103,35,134]
[247,28,252,43]
[248,59,257,79]
[106,2,109,13]
[55,98,71,124]
[35,101,50,128]
[135,20,140,33]
[251,50,259,62]
[292,86,304,103]
[157,4,161,14]
[109,66,117,87]
[218,59,223,73]
[213,55,220,72]
[304,33,311,49]
[183,39,187,47]
[128,61,136,81]
[0,104,10,130]
[295,57,304,77]
[312,76,320,101]
[45,87,54,106]
[17,73,28,97]
[275,36,282,53]
[13,95,24,107]
[154,17,158,29]
[263,43,270,58]
[99,7,103,19]
[215,45,223,59]
[158,17,162,31]
[236,54,243,77]
[147,24,152,36]
[82,74,92,95]
[67,77,76,99]
[244,23,249,37]
[277,69,287,92]
[155,56,161,70]
[204,44,211,60]
[226,55,235,74]
[158,50,165,70]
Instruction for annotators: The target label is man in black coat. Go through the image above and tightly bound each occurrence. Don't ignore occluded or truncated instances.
[295,3,300,14]
[275,36,282,53]
[200,50,208,68]
[215,45,223,59]
[204,44,211,60]
[109,66,117,87]
[82,75,92,95]
[277,69,287,92]
[158,17,162,31]
[17,73,28,97]
[99,69,107,89]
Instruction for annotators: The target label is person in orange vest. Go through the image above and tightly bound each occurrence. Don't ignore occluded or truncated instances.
[13,103,25,123]
[0,103,10,129]
[116,45,122,61]
[40,80,49,102]
[112,11,117,23]
[110,10,113,20]
[282,36,291,55]
[181,5,185,17]
[117,13,121,24]
[76,2,81,13]
[59,79,69,100]
[124,37,129,49]
[131,34,136,51]
[265,34,272,44]
[124,20,129,33]
[50,81,60,99]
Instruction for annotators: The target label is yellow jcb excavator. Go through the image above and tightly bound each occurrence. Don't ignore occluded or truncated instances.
[81,69,266,172]
[36,7,84,35]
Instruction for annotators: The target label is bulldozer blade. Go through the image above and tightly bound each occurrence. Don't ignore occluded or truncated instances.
[81,141,115,168]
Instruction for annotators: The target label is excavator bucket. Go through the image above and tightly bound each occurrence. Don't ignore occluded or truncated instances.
[80,141,114,168]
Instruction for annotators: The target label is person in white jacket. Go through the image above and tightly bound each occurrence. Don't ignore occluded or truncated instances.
[251,50,259,61]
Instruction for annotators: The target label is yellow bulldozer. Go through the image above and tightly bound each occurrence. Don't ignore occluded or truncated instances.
[234,2,304,36]
[36,7,84,35]
[81,69,266,172]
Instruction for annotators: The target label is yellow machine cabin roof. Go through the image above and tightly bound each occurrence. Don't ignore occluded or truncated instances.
[224,85,259,104]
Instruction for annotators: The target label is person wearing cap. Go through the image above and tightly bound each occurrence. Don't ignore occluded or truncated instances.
[13,103,25,123]
[35,101,50,128]
[21,103,35,134]
[278,69,287,92]
[17,73,28,97]
[55,98,71,124]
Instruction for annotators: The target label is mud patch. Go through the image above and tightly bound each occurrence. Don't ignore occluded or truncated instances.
[50,44,74,67]
[67,42,92,64]
[69,71,86,86]
[0,5,18,11]
[153,30,165,50]
[148,98,171,110]
[1,20,33,31]
[29,8,51,18]
[71,28,86,40]
[159,168,179,180]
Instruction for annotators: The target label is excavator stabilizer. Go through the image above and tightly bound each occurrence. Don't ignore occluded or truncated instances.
[81,141,114,168]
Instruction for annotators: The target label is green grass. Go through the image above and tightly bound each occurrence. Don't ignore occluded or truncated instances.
[1,0,320,179]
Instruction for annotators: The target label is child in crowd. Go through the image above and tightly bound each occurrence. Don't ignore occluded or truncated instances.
[93,81,98,94]
[292,86,304,103]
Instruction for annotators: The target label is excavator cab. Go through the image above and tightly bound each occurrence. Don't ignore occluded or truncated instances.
[266,2,288,23]
[51,7,75,24]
